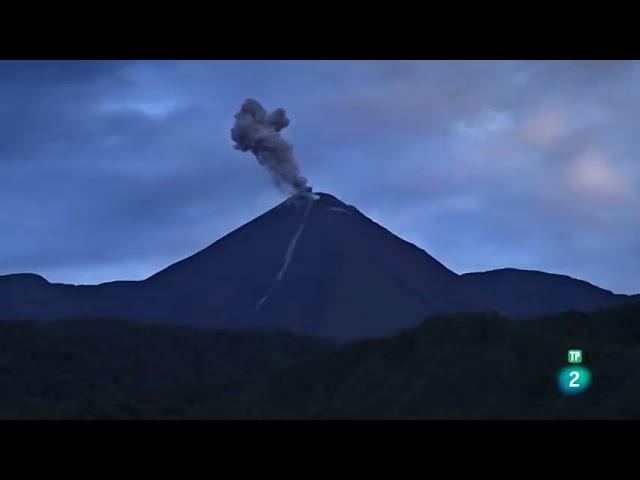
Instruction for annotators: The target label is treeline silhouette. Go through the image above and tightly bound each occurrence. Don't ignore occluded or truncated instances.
[1,302,639,419]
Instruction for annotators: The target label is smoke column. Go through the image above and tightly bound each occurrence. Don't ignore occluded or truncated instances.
[231,99,311,194]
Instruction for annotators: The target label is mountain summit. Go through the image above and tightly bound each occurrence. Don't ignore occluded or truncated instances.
[137,191,482,340]
[0,192,635,340]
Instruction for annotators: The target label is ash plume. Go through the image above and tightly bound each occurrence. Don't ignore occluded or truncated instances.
[231,99,311,194]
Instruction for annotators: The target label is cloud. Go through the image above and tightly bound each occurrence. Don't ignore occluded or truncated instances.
[520,108,569,147]
[565,147,630,202]
[0,60,638,295]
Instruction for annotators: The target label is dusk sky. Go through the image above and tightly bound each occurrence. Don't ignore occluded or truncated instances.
[1,60,638,294]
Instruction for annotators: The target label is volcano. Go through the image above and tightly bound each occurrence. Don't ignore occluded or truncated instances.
[0,192,635,341]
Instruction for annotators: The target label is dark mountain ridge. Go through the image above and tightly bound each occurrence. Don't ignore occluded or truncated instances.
[6,301,639,419]
[158,301,640,419]
[0,192,636,340]
[462,268,631,318]
[0,317,334,419]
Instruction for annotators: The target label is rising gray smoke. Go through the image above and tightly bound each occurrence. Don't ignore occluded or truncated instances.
[231,99,311,194]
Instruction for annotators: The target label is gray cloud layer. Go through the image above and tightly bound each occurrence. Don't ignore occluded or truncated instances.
[0,60,638,293]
